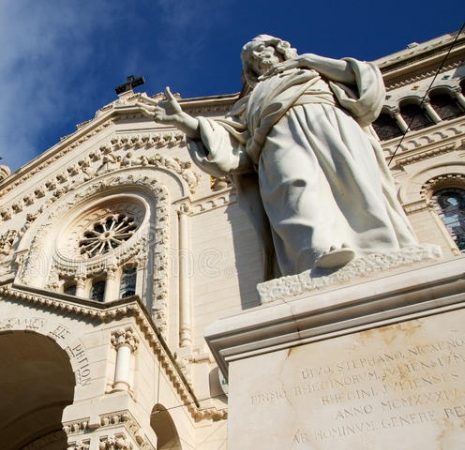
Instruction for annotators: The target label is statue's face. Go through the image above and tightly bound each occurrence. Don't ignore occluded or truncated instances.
[249,42,283,75]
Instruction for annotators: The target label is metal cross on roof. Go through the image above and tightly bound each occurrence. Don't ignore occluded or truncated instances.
[115,75,145,95]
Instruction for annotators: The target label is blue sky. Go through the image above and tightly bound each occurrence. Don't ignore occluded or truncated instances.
[0,0,463,172]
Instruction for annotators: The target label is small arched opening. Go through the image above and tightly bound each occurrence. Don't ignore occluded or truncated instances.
[429,89,464,120]
[372,111,403,140]
[151,404,182,450]
[0,330,76,450]
[399,100,433,131]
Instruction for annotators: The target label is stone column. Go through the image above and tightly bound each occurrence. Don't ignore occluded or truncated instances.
[393,110,409,133]
[111,327,139,392]
[75,272,87,298]
[178,204,192,347]
[423,98,442,123]
[452,86,465,109]
[104,259,119,302]
[135,251,147,299]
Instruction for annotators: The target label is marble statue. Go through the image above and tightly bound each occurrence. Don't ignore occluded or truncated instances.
[147,35,418,276]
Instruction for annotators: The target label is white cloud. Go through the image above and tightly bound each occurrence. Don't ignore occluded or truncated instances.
[0,1,119,170]
[0,0,233,172]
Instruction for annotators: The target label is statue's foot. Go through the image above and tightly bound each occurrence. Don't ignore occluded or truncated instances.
[314,244,355,269]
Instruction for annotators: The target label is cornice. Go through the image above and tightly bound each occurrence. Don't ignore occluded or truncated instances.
[206,257,465,378]
[382,115,465,163]
[0,283,227,422]
[0,139,199,229]
[393,143,458,168]
[375,30,464,70]
[0,93,173,195]
[384,59,464,90]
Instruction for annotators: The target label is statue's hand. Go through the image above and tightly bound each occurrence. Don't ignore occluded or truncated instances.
[141,86,200,138]
[153,87,183,124]
[261,59,300,78]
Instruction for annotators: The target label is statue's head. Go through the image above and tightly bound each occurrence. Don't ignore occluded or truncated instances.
[241,35,297,87]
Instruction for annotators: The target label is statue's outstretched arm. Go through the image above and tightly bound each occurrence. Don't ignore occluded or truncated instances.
[267,53,356,84]
[146,87,201,138]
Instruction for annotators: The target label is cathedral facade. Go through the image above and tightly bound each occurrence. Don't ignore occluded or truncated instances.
[0,31,464,449]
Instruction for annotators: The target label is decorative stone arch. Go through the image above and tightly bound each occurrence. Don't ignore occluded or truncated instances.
[150,404,182,450]
[0,329,76,449]
[14,167,188,334]
[398,163,465,206]
[398,96,435,130]
[420,173,465,200]
[372,106,404,140]
[428,85,465,120]
[398,163,465,254]
[422,173,465,253]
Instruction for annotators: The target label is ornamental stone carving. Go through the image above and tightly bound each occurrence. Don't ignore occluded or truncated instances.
[99,434,133,450]
[111,327,139,352]
[19,172,170,311]
[0,230,17,256]
[67,440,90,450]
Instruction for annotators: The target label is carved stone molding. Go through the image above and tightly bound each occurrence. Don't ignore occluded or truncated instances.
[0,145,198,227]
[63,418,90,435]
[100,411,155,450]
[0,119,113,199]
[257,245,442,304]
[18,173,170,325]
[188,190,236,216]
[0,285,227,422]
[99,433,133,450]
[111,327,139,352]
[67,439,90,450]
[394,142,457,167]
[384,60,463,90]
[382,118,465,158]
[421,173,465,199]
[0,229,17,257]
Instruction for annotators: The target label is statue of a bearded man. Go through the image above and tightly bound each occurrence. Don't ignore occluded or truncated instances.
[148,35,417,277]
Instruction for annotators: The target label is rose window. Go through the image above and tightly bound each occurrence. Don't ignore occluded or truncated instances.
[56,196,146,262]
[79,213,138,258]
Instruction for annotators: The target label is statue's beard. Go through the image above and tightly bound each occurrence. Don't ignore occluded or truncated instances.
[257,58,277,75]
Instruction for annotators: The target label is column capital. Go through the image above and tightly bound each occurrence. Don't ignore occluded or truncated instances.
[98,433,133,450]
[111,327,139,352]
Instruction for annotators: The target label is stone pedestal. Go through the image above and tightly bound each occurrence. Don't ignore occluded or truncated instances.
[205,257,465,450]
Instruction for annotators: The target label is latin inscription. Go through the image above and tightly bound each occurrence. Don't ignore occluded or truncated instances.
[0,316,92,386]
[248,328,465,446]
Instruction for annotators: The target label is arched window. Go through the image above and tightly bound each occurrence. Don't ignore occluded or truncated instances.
[433,188,465,252]
[429,90,464,120]
[372,112,403,140]
[400,101,433,131]
[120,266,137,298]
[90,279,106,302]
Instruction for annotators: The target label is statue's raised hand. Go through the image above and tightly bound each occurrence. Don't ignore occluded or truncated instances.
[149,87,200,138]
[153,87,183,124]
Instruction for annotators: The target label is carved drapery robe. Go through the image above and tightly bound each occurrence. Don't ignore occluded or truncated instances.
[188,58,417,276]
